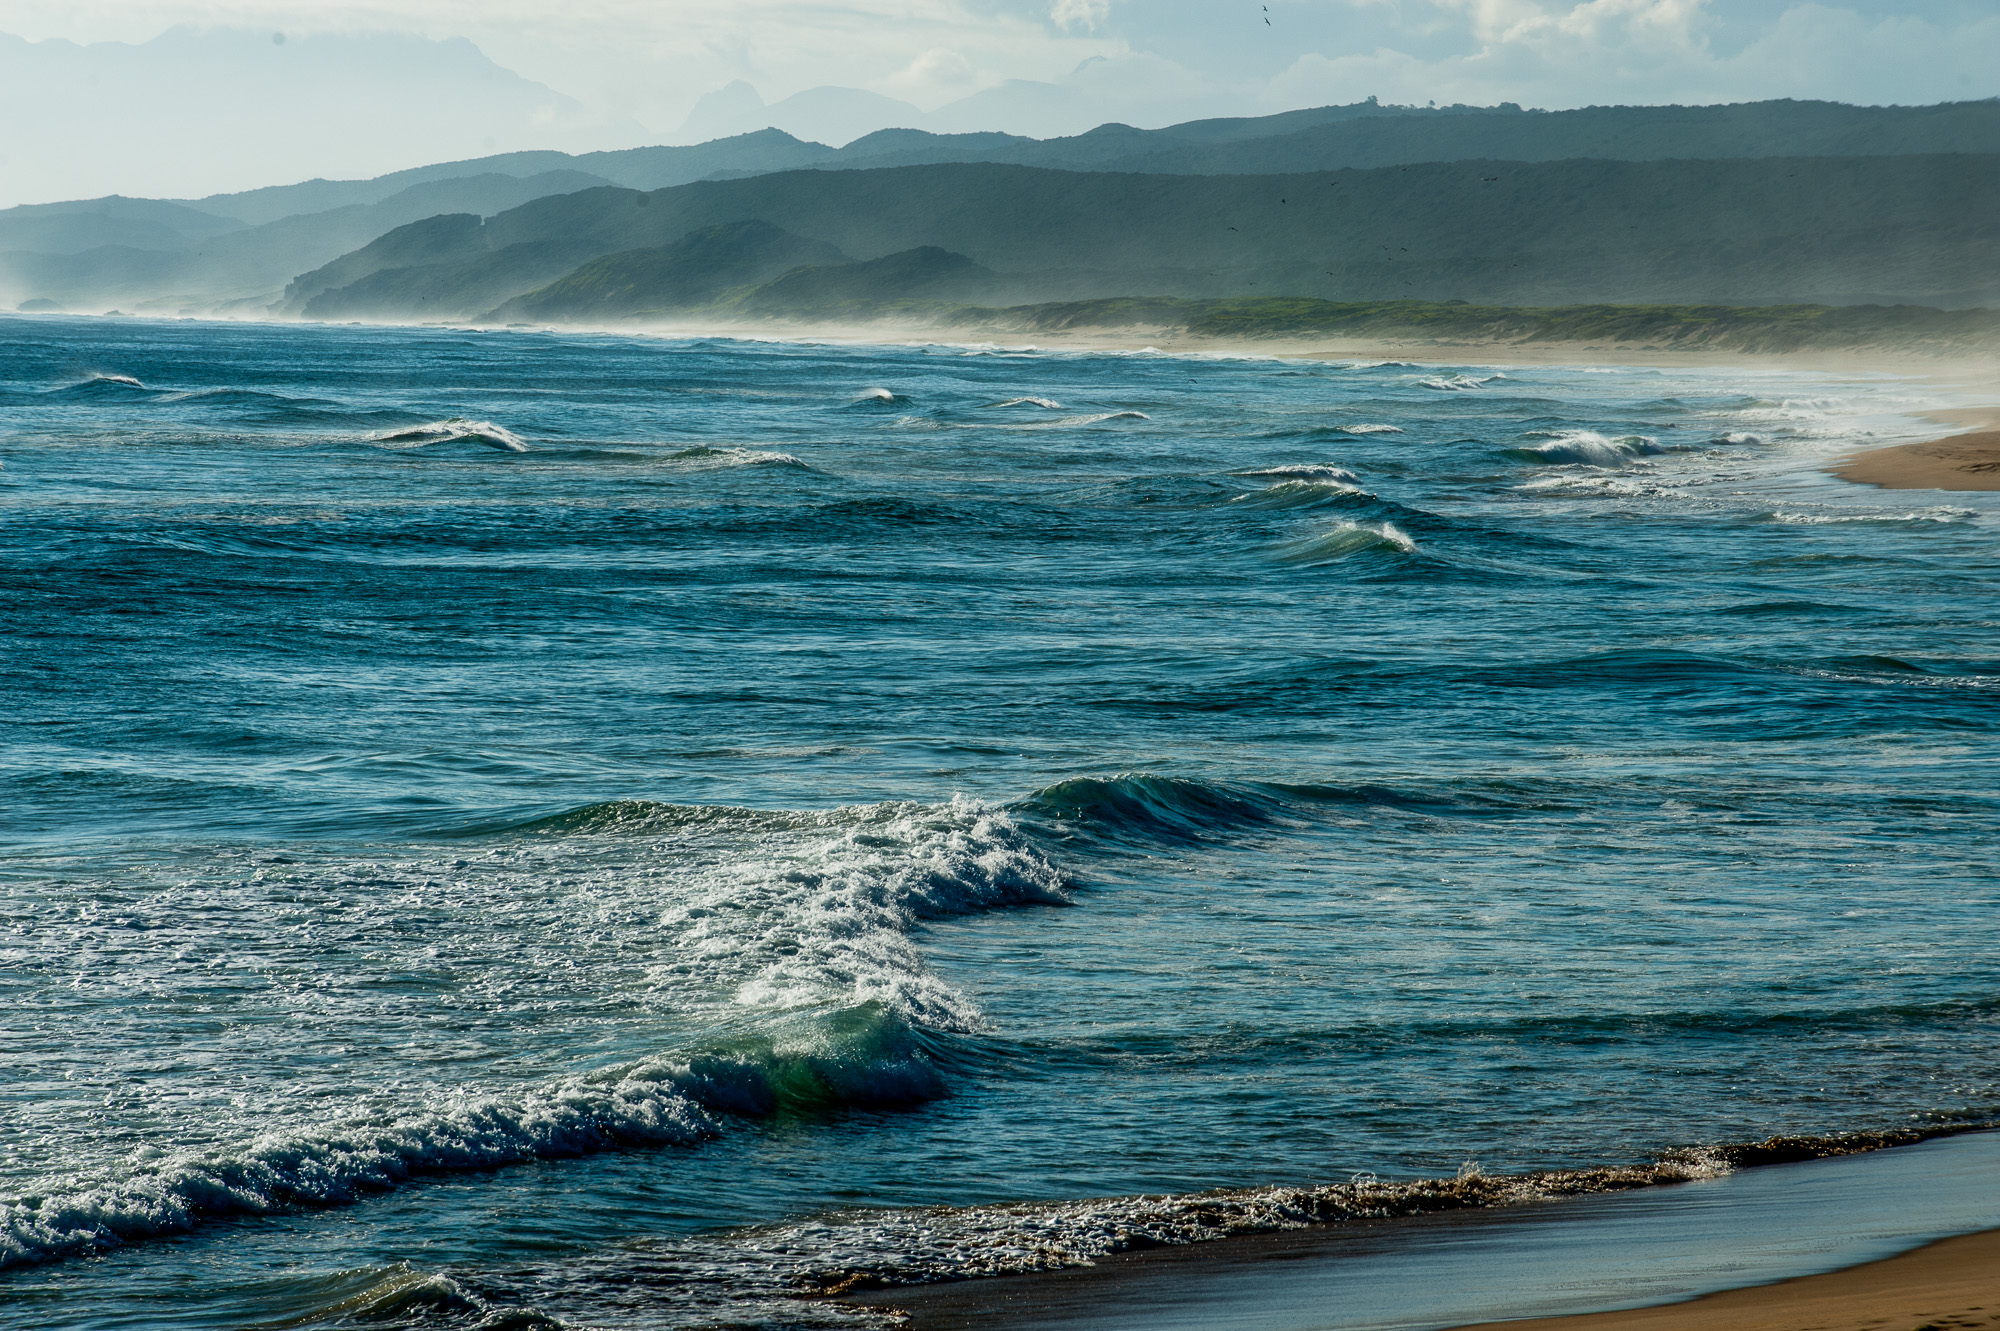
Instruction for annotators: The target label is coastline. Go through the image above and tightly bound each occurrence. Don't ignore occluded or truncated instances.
[1833,403,2000,488]
[838,1129,2000,1331]
[17,305,2000,487]
[1455,1226,2000,1331]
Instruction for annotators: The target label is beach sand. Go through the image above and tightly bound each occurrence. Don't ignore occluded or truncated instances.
[1464,1226,2000,1331]
[1832,420,2000,491]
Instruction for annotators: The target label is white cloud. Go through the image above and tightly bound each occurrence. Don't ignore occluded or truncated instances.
[1049,0,1109,33]
[0,1,1992,204]
[1262,1,2000,109]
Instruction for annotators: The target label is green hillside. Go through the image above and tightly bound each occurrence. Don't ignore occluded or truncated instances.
[489,221,848,322]
[971,297,2000,353]
[288,154,2000,322]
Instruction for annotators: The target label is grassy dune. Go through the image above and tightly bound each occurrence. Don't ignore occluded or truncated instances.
[962,297,2000,352]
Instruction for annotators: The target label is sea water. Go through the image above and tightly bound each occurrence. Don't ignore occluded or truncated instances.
[1,315,1995,1329]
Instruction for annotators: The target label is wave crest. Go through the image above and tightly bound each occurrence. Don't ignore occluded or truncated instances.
[1273,520,1417,562]
[373,418,529,452]
[1504,431,1673,467]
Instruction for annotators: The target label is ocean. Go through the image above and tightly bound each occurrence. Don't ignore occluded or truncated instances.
[2,314,1996,1329]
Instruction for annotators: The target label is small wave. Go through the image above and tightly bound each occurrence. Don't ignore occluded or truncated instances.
[372,418,529,452]
[779,1125,1983,1296]
[1052,410,1150,427]
[1236,464,1360,484]
[1232,479,1366,511]
[0,1007,950,1270]
[1419,373,1504,391]
[1024,774,1295,844]
[1273,520,1417,562]
[849,388,910,407]
[666,445,810,470]
[1335,423,1403,435]
[987,397,1063,410]
[48,372,156,397]
[1757,509,1974,526]
[253,1264,557,1331]
[1503,431,1672,467]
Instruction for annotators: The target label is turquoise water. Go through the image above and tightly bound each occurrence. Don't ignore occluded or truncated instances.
[2,315,1996,1328]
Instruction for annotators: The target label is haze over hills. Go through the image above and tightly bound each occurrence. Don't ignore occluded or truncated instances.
[2,97,1996,321]
[282,154,1999,324]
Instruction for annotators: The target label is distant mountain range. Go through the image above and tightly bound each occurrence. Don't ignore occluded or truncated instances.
[3,98,1996,318]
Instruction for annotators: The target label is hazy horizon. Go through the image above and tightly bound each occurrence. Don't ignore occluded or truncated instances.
[3,0,1997,209]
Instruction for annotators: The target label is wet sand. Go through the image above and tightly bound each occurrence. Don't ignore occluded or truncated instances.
[1833,426,2000,491]
[1462,1226,2000,1331]
[838,1130,2000,1331]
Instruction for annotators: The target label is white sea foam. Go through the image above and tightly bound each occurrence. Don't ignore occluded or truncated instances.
[1054,410,1150,426]
[372,418,529,452]
[1273,520,1416,562]
[666,445,809,470]
[1335,423,1403,435]
[542,1144,1761,1324]
[1508,430,1672,467]
[1,797,1066,1270]
[1419,372,1505,391]
[987,397,1063,410]
[1759,509,1976,526]
[1237,464,1361,484]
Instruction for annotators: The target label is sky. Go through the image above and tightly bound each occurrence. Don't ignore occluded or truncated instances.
[1,0,1996,207]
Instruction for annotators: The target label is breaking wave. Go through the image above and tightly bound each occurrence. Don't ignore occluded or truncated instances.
[1504,430,1675,467]
[665,445,810,470]
[1232,478,1367,510]
[48,372,157,397]
[0,795,1068,1271]
[794,1128,1982,1296]
[1236,463,1361,484]
[988,396,1063,410]
[1419,373,1504,391]
[373,418,530,452]
[1272,519,1417,562]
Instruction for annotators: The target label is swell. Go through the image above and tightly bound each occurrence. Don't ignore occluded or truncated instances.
[1017,773,1514,847]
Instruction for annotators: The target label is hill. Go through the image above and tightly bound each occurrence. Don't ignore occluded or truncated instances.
[486,221,848,322]
[9,97,1997,316]
[285,154,2000,323]
[1,170,612,313]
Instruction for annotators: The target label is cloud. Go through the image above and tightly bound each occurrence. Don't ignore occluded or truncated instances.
[1261,0,2000,109]
[0,26,645,207]
[0,1,1992,204]
[1049,0,1110,33]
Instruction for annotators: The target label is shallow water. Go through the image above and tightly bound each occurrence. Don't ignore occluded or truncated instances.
[2,315,1996,1329]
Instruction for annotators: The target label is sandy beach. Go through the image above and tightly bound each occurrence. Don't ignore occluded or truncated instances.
[1833,413,2000,490]
[1466,1226,2000,1331]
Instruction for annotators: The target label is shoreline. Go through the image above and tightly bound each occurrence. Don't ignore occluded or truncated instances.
[1833,398,2000,488]
[838,1129,2000,1331]
[1453,1226,2000,1331]
[13,307,2000,488]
